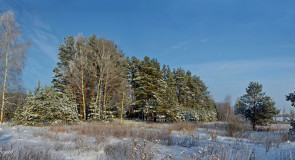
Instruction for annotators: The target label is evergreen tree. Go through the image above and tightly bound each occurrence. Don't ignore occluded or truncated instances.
[52,35,75,93]
[128,56,140,119]
[184,71,193,108]
[160,65,178,121]
[175,68,186,106]
[134,56,153,120]
[13,83,78,125]
[234,82,279,130]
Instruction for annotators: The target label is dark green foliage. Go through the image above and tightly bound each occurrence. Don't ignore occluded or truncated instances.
[286,90,295,107]
[52,35,75,93]
[128,56,217,122]
[13,83,78,125]
[235,82,279,130]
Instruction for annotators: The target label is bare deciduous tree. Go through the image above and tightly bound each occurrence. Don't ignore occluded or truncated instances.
[69,34,90,120]
[216,95,232,121]
[0,11,30,123]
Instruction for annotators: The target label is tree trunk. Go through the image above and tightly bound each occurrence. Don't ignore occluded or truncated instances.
[79,95,82,120]
[121,91,124,123]
[81,69,86,121]
[90,78,95,103]
[1,41,9,123]
[95,78,102,120]
[103,72,109,120]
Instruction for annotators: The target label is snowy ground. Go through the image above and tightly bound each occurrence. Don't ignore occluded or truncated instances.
[0,121,295,160]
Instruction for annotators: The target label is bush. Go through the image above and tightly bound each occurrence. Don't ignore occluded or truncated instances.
[227,114,251,137]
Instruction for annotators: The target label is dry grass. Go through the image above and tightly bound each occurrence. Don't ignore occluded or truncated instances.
[68,123,169,142]
[168,122,199,134]
[0,144,62,160]
[46,122,200,143]
[256,125,288,132]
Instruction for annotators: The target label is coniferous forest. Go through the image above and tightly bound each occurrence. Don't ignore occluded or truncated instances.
[13,34,217,125]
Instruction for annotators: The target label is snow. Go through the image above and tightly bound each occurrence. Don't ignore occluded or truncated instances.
[0,122,295,160]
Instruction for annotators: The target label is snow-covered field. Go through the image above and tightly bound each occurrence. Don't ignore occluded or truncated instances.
[0,121,295,160]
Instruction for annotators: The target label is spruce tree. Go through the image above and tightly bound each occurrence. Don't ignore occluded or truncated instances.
[160,65,178,121]
[175,68,186,106]
[13,83,78,125]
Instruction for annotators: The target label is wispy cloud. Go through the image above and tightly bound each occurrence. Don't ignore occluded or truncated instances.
[1,1,58,63]
[200,38,208,42]
[185,57,295,79]
[1,0,59,89]
[161,41,190,55]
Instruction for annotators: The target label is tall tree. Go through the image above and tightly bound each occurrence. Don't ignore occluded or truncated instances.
[234,82,279,130]
[69,34,91,120]
[52,35,75,93]
[0,11,30,123]
[101,40,124,120]
[159,65,178,121]
[175,68,186,106]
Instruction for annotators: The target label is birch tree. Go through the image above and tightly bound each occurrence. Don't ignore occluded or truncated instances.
[69,34,90,120]
[0,11,30,123]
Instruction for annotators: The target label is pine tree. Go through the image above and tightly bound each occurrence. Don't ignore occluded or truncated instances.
[129,56,140,119]
[160,65,178,121]
[134,56,153,120]
[52,35,75,93]
[184,71,194,108]
[235,82,279,130]
[175,68,186,106]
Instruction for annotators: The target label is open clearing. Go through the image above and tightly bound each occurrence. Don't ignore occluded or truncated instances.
[0,121,295,160]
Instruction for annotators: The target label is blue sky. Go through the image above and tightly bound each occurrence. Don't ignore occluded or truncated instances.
[1,0,295,110]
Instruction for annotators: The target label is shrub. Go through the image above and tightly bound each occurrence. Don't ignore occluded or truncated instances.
[227,114,251,137]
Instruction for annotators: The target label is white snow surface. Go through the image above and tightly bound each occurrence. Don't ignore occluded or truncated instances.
[0,122,295,160]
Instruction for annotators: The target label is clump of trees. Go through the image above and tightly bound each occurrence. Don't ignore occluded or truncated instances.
[0,11,30,123]
[48,34,217,123]
[235,82,279,130]
[51,34,130,122]
[129,57,217,122]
